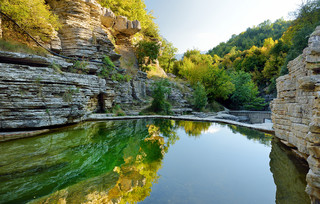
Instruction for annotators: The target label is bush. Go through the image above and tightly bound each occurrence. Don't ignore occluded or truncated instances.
[193,82,207,111]
[69,61,89,74]
[150,79,172,115]
[112,104,126,116]
[135,40,160,68]
[102,55,115,68]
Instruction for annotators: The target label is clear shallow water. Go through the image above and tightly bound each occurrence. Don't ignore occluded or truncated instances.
[0,119,310,204]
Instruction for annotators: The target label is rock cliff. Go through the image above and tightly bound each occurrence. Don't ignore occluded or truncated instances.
[0,0,193,131]
[271,26,320,203]
[46,0,141,62]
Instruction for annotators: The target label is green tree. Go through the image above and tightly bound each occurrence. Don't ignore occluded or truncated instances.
[229,71,266,110]
[135,40,160,70]
[150,79,172,115]
[158,40,178,73]
[203,64,234,101]
[193,82,208,111]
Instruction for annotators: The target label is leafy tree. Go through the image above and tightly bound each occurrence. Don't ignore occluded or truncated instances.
[150,79,172,115]
[192,82,208,111]
[158,39,178,73]
[135,40,160,70]
[229,71,266,110]
[203,64,235,101]
[0,0,60,42]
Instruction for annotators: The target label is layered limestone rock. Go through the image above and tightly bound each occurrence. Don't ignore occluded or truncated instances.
[271,26,320,203]
[0,53,115,129]
[46,0,140,61]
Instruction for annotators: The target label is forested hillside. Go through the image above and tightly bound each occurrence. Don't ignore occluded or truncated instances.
[208,19,291,57]
[168,0,320,111]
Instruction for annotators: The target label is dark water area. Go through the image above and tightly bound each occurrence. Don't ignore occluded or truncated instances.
[0,119,310,204]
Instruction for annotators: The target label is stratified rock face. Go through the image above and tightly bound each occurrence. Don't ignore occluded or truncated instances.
[0,55,115,130]
[271,26,320,203]
[112,71,148,107]
[46,0,140,60]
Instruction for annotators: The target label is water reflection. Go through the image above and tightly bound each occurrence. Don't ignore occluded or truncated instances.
[270,139,310,203]
[227,124,273,146]
[175,121,211,137]
[0,120,310,204]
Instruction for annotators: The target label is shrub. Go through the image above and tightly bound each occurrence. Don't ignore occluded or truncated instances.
[103,55,115,68]
[135,40,160,68]
[150,79,172,115]
[112,104,126,116]
[69,61,89,74]
[193,82,208,111]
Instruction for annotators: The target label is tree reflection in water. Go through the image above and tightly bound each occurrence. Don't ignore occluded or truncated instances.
[0,119,311,204]
[175,120,211,137]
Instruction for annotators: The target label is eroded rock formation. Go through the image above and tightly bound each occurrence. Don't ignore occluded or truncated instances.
[271,26,320,203]
[0,53,113,129]
[46,0,140,61]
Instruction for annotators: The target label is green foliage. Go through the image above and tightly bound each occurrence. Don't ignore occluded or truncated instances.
[229,71,266,110]
[174,49,234,102]
[70,61,89,74]
[158,39,178,73]
[0,39,47,55]
[98,0,160,39]
[112,104,126,116]
[135,40,160,68]
[0,0,60,42]
[103,55,115,68]
[280,0,320,74]
[206,101,225,112]
[49,62,62,74]
[150,79,172,115]
[192,82,208,111]
[203,64,235,101]
[208,19,291,57]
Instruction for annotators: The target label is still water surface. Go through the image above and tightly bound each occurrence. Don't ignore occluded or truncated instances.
[0,119,310,203]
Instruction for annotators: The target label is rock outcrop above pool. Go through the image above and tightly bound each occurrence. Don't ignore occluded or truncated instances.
[271,26,320,203]
[46,0,141,60]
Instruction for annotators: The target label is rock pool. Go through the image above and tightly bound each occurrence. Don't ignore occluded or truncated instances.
[0,119,310,204]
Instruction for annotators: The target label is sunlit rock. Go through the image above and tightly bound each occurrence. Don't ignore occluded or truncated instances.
[271,25,320,203]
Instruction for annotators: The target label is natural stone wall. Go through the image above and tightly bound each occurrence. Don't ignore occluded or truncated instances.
[271,26,320,203]
[47,0,140,62]
[0,60,114,129]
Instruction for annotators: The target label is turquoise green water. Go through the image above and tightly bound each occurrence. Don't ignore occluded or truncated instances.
[0,119,310,204]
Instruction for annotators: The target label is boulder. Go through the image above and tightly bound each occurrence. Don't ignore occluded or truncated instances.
[101,8,115,28]
[114,16,128,33]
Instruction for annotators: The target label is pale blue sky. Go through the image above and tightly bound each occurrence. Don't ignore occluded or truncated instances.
[144,0,303,53]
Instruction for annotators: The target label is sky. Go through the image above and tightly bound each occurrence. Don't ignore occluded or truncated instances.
[144,0,303,54]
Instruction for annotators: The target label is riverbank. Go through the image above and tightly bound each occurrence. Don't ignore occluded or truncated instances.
[0,113,274,142]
